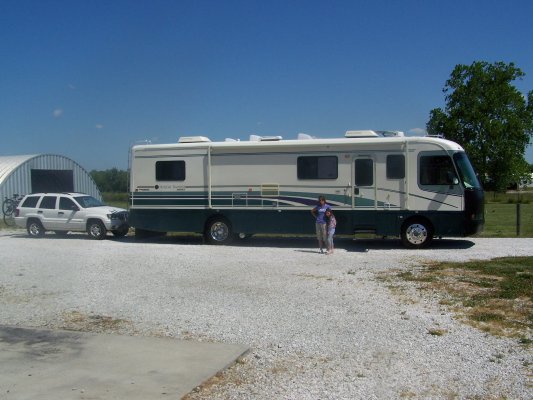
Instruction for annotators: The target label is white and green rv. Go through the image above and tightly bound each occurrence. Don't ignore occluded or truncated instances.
[129,131,484,247]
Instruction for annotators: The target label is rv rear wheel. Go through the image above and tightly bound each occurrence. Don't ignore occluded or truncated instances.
[401,218,433,248]
[205,217,233,245]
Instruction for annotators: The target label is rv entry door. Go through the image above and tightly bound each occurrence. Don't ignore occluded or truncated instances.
[353,157,376,209]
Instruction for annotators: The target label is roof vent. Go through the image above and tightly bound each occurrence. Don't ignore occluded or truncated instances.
[249,135,282,141]
[345,130,379,138]
[297,133,315,140]
[178,136,211,143]
[260,136,282,141]
[376,130,405,137]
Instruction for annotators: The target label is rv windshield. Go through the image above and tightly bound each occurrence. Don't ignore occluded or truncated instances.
[453,152,482,189]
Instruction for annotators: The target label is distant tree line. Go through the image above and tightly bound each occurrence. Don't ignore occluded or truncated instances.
[90,168,128,193]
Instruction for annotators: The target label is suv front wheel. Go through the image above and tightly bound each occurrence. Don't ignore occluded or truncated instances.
[87,220,107,240]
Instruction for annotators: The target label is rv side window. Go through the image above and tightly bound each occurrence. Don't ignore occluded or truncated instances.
[156,161,186,181]
[355,159,373,186]
[297,156,338,180]
[419,155,456,185]
[386,155,405,179]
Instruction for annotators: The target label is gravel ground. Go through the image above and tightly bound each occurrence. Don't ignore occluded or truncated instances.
[0,230,532,399]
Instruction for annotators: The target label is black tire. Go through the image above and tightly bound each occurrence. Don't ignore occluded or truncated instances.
[401,218,433,248]
[112,225,129,237]
[27,220,45,238]
[3,214,15,227]
[87,220,107,240]
[205,217,233,245]
[2,198,16,217]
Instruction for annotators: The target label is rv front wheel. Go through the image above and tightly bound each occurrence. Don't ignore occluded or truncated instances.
[205,217,233,245]
[401,218,433,248]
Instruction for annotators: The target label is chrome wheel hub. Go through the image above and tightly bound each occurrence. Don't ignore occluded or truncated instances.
[90,225,102,237]
[406,223,427,245]
[210,222,229,242]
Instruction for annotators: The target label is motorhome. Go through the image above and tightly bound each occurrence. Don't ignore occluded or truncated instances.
[129,131,484,248]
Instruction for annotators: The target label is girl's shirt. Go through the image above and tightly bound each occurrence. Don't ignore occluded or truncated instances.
[328,215,337,230]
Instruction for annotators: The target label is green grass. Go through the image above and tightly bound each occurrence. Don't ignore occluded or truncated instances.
[482,203,533,237]
[101,192,128,209]
[397,257,533,339]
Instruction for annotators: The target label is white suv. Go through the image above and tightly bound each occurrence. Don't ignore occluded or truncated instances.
[15,193,129,240]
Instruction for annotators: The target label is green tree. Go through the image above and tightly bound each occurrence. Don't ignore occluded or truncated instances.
[90,168,128,192]
[427,61,533,191]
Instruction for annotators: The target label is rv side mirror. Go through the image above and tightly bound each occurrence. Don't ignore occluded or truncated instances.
[71,204,80,211]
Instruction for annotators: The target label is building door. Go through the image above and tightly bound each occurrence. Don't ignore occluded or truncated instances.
[31,170,74,193]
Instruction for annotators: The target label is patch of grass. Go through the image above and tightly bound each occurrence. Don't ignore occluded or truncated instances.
[482,203,533,237]
[395,257,533,340]
[102,192,128,209]
[62,311,132,334]
[427,328,447,336]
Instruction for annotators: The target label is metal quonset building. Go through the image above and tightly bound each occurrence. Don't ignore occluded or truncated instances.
[0,154,101,202]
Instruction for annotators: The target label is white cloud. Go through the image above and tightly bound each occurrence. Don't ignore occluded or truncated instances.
[96,124,104,129]
[53,108,64,118]
[407,128,426,136]
[68,84,76,90]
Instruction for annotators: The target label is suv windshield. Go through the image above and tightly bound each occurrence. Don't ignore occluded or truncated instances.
[74,196,105,208]
[453,152,482,189]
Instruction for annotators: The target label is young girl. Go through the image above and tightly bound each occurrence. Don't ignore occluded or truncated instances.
[325,209,336,255]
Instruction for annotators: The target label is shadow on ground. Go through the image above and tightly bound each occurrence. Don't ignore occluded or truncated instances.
[5,230,476,251]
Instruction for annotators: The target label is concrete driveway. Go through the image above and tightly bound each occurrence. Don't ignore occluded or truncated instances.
[0,326,248,399]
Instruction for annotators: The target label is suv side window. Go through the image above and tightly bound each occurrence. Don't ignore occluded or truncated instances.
[39,196,57,209]
[59,197,77,210]
[21,196,40,208]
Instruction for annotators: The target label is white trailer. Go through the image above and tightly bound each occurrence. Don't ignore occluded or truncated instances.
[129,130,484,247]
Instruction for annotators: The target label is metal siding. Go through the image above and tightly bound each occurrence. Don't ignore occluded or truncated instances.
[0,154,102,202]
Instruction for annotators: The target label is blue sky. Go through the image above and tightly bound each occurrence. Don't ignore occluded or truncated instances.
[1,0,533,170]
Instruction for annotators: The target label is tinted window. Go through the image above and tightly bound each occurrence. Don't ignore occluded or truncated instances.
[420,155,457,185]
[59,197,78,210]
[21,196,40,208]
[387,155,405,179]
[297,156,338,179]
[74,196,104,208]
[156,161,186,181]
[39,196,57,209]
[355,159,373,186]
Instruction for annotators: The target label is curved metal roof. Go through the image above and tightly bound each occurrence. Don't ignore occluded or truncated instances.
[0,154,101,200]
[0,155,38,186]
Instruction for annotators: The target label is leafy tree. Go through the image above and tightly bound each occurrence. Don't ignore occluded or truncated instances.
[427,61,533,191]
[90,168,128,192]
